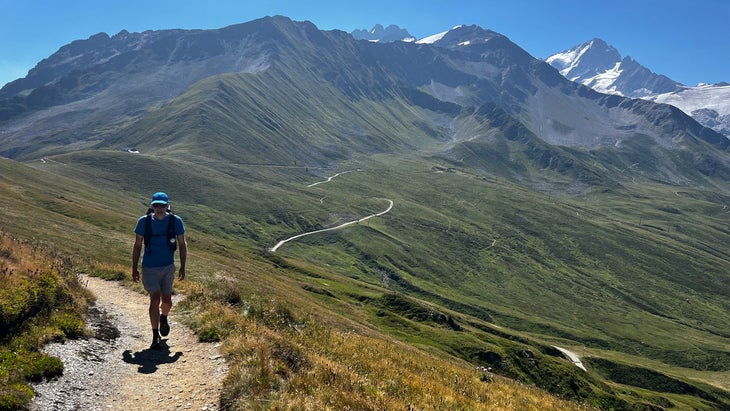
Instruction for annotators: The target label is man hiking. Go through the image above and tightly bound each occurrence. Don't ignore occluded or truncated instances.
[132,192,187,349]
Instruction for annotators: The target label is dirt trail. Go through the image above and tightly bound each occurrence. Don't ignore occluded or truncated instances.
[31,275,227,411]
[271,199,394,252]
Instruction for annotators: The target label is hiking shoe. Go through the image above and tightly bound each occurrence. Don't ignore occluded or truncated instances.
[151,335,162,350]
[160,315,170,337]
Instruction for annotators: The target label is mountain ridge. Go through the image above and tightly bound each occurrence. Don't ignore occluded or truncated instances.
[2,18,729,188]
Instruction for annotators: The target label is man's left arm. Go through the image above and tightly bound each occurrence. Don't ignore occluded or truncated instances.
[177,233,187,280]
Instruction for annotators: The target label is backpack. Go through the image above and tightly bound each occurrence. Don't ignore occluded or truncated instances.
[143,206,178,253]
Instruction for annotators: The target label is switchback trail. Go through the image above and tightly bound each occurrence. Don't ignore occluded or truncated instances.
[31,275,227,411]
[271,170,393,252]
[270,198,394,252]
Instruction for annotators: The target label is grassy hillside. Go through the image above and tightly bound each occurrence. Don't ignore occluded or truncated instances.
[94,67,452,170]
[6,148,727,410]
[0,156,600,410]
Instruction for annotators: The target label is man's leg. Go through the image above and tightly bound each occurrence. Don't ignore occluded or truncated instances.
[158,265,176,337]
[160,293,172,316]
[149,292,162,348]
[149,292,162,329]
[159,293,172,337]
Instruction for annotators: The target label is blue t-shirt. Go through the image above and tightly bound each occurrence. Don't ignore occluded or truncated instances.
[134,213,185,268]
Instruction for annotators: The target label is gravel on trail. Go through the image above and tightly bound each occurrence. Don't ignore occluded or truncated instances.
[31,275,228,411]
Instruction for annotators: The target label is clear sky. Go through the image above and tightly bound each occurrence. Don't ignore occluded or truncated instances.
[1,0,728,89]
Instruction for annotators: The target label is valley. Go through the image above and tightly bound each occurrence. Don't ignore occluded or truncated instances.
[1,15,730,410]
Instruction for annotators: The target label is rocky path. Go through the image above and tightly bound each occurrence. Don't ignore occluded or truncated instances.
[31,275,227,411]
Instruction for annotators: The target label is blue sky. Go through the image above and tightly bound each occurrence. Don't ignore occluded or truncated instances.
[1,0,728,88]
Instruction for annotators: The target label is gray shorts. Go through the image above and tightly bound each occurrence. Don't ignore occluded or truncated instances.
[141,264,176,294]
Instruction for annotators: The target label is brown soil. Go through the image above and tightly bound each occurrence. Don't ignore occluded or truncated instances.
[31,275,227,411]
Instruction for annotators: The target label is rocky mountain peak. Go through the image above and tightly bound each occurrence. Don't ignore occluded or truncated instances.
[546,38,683,97]
[351,24,415,42]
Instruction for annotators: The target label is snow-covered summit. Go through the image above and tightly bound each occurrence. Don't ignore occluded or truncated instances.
[547,38,682,98]
[547,38,730,138]
[547,39,621,78]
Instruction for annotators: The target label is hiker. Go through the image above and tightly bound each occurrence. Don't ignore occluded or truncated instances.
[131,192,187,349]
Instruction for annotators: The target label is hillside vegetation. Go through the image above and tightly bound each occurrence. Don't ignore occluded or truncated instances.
[2,146,728,410]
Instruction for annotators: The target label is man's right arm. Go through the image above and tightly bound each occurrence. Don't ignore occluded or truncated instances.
[132,234,143,282]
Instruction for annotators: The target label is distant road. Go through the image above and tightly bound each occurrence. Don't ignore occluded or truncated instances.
[307,170,358,187]
[270,198,393,252]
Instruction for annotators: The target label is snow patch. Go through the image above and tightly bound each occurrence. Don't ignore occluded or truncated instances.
[585,62,623,95]
[650,84,730,116]
[547,41,594,74]
[416,30,448,44]
[416,25,466,44]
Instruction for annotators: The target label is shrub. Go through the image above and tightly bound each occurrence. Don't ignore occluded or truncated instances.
[19,352,63,383]
[52,312,86,339]
[0,382,33,411]
[198,325,222,342]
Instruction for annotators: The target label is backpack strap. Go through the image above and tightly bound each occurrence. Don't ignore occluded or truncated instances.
[144,209,153,254]
[167,211,177,252]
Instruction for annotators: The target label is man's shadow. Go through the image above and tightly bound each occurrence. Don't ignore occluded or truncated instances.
[122,340,183,374]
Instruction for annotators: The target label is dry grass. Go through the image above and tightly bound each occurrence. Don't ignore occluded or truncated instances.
[177,289,594,411]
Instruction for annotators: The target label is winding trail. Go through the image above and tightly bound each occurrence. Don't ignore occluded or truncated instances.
[270,199,393,252]
[271,170,393,252]
[306,170,357,187]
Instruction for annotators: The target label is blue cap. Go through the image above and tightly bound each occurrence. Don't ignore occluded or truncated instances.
[150,192,169,205]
